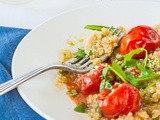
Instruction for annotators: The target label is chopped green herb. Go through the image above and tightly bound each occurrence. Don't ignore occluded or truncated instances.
[125,72,135,80]
[84,25,121,35]
[105,81,112,89]
[124,48,144,62]
[124,59,138,68]
[88,50,93,56]
[99,66,112,91]
[126,71,159,88]
[99,79,112,91]
[108,62,127,82]
[84,25,109,31]
[129,79,146,88]
[100,79,106,91]
[137,64,152,77]
[130,74,159,87]
[74,102,86,113]
[102,67,110,79]
[124,48,148,67]
[74,49,86,59]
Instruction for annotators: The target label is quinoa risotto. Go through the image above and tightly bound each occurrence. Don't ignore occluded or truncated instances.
[56,24,160,120]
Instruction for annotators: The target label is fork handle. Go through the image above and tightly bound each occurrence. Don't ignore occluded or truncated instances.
[0,63,76,96]
[0,65,53,96]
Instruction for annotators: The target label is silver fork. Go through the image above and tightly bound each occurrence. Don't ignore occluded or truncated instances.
[0,27,123,96]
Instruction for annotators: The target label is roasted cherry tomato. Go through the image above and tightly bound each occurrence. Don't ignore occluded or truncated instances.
[119,25,160,58]
[78,65,104,95]
[96,83,141,118]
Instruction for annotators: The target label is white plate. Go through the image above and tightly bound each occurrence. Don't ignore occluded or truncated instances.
[12,1,160,120]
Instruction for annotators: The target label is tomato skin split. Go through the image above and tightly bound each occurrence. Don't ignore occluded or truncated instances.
[96,83,141,119]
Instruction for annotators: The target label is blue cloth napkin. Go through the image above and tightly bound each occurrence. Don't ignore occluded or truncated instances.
[0,26,44,120]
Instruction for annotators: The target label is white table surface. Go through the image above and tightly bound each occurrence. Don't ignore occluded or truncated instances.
[0,0,160,29]
[0,0,105,29]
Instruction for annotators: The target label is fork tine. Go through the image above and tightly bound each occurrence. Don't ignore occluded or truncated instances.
[78,60,92,69]
[108,26,113,30]
[78,57,90,65]
[68,57,90,68]
[101,54,108,62]
[112,28,117,34]
[78,54,109,69]
[108,26,122,36]
[65,57,81,64]
[115,30,122,36]
[112,28,122,36]
[80,64,94,70]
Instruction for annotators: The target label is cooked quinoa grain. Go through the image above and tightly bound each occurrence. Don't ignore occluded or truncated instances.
[59,49,73,64]
[85,28,120,59]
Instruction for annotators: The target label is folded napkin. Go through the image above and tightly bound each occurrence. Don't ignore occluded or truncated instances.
[0,26,44,120]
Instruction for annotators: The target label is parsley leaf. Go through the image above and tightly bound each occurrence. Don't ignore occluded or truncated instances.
[74,102,86,113]
[74,49,86,59]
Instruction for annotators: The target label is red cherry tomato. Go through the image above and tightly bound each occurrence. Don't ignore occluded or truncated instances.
[78,65,104,95]
[119,25,160,58]
[96,83,141,118]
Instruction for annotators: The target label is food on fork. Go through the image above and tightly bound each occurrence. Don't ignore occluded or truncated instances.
[56,24,160,120]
